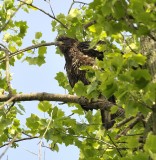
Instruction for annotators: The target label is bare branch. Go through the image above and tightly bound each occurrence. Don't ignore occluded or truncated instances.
[0,134,18,159]
[17,0,68,29]
[0,96,15,110]
[0,92,113,110]
[74,1,89,5]
[0,41,59,63]
[84,20,96,29]
[107,134,123,157]
[116,116,135,128]
[38,110,53,160]
[68,0,89,14]
[115,113,143,139]
[68,0,75,14]
[0,136,38,149]
[45,0,55,17]
[5,49,12,96]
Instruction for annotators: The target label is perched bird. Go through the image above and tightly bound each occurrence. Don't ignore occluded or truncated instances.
[56,36,123,129]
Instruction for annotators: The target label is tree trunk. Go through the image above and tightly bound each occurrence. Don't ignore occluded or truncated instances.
[141,32,156,134]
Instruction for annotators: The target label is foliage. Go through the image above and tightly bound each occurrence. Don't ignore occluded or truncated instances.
[0,0,156,159]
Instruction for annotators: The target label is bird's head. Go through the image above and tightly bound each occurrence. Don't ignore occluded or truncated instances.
[56,36,77,53]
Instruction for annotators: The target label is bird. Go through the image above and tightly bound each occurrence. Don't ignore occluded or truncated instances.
[56,36,123,129]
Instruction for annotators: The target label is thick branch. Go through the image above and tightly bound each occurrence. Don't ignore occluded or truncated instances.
[0,92,112,110]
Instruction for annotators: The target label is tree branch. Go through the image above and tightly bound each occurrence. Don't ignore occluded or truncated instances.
[68,0,89,14]
[5,49,12,96]
[45,0,55,18]
[17,0,68,29]
[107,134,123,157]
[0,92,112,110]
[0,134,18,159]
[0,41,60,63]
[0,136,38,149]
[115,113,143,139]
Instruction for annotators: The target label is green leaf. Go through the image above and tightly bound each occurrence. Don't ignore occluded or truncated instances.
[62,135,74,146]
[125,101,138,117]
[144,133,156,153]
[132,53,147,66]
[55,72,72,93]
[17,103,25,113]
[74,81,87,97]
[110,105,118,114]
[26,114,40,130]
[131,69,151,88]
[38,46,47,55]
[52,106,64,119]
[35,32,42,39]
[87,81,98,95]
[100,77,117,98]
[15,21,28,38]
[55,72,68,87]
[127,137,139,149]
[50,142,59,152]
[4,0,14,9]
[85,111,93,124]
[25,56,46,66]
[38,101,52,112]
[51,20,57,31]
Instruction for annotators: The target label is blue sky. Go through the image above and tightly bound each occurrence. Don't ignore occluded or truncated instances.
[0,0,93,159]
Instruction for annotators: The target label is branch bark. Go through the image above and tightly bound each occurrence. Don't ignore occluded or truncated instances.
[141,32,156,135]
[0,92,112,110]
[0,41,60,63]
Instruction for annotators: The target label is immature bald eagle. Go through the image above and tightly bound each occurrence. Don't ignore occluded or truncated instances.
[56,36,119,129]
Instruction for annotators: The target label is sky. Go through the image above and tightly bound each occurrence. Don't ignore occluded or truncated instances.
[0,0,91,159]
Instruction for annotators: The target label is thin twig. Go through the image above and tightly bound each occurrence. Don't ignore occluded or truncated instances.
[68,0,74,14]
[5,49,12,96]
[22,147,38,156]
[56,129,115,148]
[45,0,55,17]
[38,110,53,160]
[0,43,9,50]
[121,33,138,54]
[0,96,15,110]
[5,101,15,114]
[74,1,88,5]
[84,20,96,29]
[22,132,34,138]
[116,114,142,139]
[0,41,58,63]
[107,134,123,157]
[0,136,38,149]
[68,0,89,14]
[17,0,68,29]
[116,116,135,128]
[0,134,18,159]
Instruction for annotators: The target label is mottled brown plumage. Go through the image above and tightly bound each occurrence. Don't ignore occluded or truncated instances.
[56,36,101,87]
[56,36,119,129]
